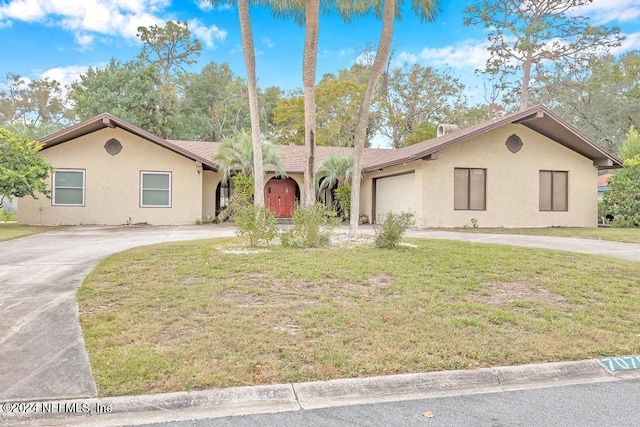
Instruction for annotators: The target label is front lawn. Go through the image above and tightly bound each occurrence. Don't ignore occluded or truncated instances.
[447,227,640,244]
[0,223,60,242]
[78,237,640,397]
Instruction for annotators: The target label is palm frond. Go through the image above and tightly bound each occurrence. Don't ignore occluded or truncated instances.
[213,130,286,180]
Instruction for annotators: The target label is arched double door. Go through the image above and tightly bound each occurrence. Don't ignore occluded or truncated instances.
[264,178,298,218]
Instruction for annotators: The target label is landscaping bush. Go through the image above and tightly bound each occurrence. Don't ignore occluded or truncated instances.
[233,204,278,247]
[602,155,640,228]
[333,185,351,220]
[281,203,339,248]
[218,175,254,222]
[374,211,414,249]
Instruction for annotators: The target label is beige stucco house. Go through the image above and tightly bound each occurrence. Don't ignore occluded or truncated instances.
[18,105,621,228]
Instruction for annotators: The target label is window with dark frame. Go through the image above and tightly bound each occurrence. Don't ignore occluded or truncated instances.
[539,170,568,211]
[454,168,486,210]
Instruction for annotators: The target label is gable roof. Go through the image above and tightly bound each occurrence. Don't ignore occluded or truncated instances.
[39,113,219,171]
[41,105,622,175]
[367,105,622,171]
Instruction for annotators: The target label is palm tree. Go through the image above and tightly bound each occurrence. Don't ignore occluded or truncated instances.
[302,0,319,207]
[209,0,265,207]
[262,0,320,206]
[316,153,362,190]
[317,152,364,218]
[213,130,286,180]
[348,0,441,236]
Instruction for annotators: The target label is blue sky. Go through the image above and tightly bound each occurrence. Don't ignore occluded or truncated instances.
[1,0,640,98]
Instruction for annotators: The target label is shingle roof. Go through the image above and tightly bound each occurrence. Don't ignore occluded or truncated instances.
[598,173,613,187]
[169,140,396,174]
[172,105,622,172]
[40,105,623,174]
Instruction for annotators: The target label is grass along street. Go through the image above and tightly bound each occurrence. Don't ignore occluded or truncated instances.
[78,237,640,397]
[446,227,640,244]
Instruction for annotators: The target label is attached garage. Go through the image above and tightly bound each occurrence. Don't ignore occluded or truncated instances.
[373,172,416,223]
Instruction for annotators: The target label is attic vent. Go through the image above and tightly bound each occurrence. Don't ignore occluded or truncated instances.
[506,134,523,153]
[437,124,460,137]
[104,138,122,156]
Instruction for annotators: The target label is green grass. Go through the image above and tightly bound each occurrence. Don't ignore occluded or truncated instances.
[78,237,640,397]
[2,213,17,222]
[446,227,640,244]
[0,223,61,242]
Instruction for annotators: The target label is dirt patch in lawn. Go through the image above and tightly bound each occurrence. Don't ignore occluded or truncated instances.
[475,281,569,308]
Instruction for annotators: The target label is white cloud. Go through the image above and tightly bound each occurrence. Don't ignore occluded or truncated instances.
[196,0,231,12]
[262,37,274,48]
[355,51,375,67]
[0,0,203,48]
[188,18,227,49]
[614,31,640,53]
[0,0,46,22]
[576,0,640,24]
[0,75,31,91]
[396,51,418,65]
[40,65,90,87]
[419,39,490,70]
[74,33,94,47]
[196,0,213,11]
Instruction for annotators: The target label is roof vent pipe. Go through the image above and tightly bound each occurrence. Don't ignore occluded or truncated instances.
[437,124,460,137]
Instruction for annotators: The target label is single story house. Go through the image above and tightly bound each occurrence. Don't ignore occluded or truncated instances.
[598,173,613,201]
[18,105,622,228]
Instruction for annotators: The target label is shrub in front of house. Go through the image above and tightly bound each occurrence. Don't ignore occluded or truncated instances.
[281,203,340,248]
[374,211,414,249]
[234,205,278,247]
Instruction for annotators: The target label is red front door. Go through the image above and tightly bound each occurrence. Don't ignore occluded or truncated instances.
[265,179,296,217]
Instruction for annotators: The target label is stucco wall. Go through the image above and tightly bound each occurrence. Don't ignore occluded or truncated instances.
[420,124,598,228]
[360,161,422,225]
[19,128,204,226]
[202,170,219,222]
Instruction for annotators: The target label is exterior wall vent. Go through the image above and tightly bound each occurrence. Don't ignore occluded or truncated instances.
[506,134,523,153]
[437,124,460,137]
[104,138,122,156]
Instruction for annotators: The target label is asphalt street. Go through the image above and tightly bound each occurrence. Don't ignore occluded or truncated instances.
[135,379,640,427]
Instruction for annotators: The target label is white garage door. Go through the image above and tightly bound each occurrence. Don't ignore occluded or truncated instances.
[375,172,415,223]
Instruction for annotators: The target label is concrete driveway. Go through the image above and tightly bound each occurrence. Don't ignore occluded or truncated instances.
[0,225,235,402]
[401,229,640,262]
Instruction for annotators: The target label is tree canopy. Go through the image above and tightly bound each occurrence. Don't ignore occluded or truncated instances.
[0,127,52,208]
[465,0,623,110]
[137,21,202,87]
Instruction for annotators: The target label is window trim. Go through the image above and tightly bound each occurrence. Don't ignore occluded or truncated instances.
[539,170,568,212]
[140,171,172,208]
[52,169,86,207]
[454,167,486,211]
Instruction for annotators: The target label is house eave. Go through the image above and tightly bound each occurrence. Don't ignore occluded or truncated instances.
[39,113,219,171]
[364,105,623,171]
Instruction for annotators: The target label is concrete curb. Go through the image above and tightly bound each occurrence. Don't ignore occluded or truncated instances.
[3,359,640,426]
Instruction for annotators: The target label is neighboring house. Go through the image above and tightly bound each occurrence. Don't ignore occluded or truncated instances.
[2,197,17,216]
[598,173,613,201]
[18,105,622,228]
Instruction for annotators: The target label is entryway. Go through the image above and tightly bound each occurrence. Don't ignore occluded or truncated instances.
[265,178,299,218]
